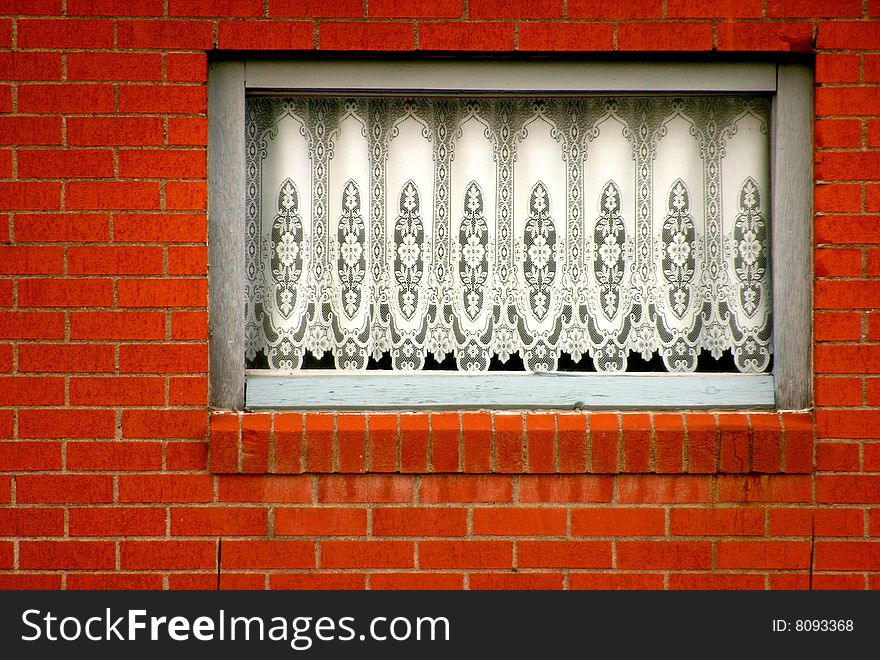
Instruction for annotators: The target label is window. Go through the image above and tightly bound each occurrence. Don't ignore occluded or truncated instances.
[208,60,812,412]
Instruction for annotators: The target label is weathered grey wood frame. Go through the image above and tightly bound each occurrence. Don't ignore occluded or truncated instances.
[207,60,812,411]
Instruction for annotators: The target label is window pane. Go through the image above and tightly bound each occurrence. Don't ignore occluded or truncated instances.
[244,96,771,373]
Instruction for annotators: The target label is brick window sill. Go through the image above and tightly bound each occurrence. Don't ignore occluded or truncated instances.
[209,411,814,476]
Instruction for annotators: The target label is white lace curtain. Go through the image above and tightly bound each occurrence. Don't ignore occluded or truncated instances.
[245,96,771,373]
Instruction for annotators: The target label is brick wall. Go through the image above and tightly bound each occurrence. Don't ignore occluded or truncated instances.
[1,1,878,590]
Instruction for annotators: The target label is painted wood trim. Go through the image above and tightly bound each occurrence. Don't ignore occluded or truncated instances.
[245,372,775,410]
[208,61,246,409]
[772,64,813,411]
[244,61,778,94]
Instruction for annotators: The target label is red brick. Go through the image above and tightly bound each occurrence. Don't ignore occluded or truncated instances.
[419,22,514,51]
[19,279,113,308]
[0,311,64,339]
[399,413,428,472]
[685,413,717,473]
[518,475,613,503]
[870,311,880,338]
[120,344,208,373]
[473,507,566,536]
[68,52,163,82]
[241,413,270,473]
[815,216,880,245]
[471,573,564,589]
[525,413,555,473]
[71,311,165,340]
[218,475,312,503]
[617,541,712,569]
[68,0,163,15]
[774,508,864,537]
[0,441,60,470]
[0,508,64,536]
[117,20,215,49]
[118,150,206,179]
[67,441,163,471]
[817,441,861,471]
[518,22,613,51]
[69,574,165,590]
[270,0,362,17]
[270,573,366,590]
[0,52,61,81]
[589,413,619,473]
[275,507,366,536]
[818,475,880,503]
[271,412,302,474]
[19,149,114,179]
[815,184,862,214]
[818,153,880,183]
[18,18,113,48]
[817,410,880,438]
[867,55,880,82]
[814,542,880,571]
[18,84,114,114]
[117,279,206,309]
[370,0,461,17]
[319,22,413,50]
[169,377,208,406]
[122,409,207,439]
[818,22,880,50]
[334,414,365,473]
[621,413,651,472]
[318,474,412,502]
[0,247,62,276]
[166,53,207,83]
[717,475,812,503]
[367,413,397,472]
[572,508,665,536]
[208,411,240,470]
[167,440,208,470]
[420,541,511,569]
[462,411,491,472]
[671,508,764,536]
[67,117,165,147]
[302,412,333,472]
[869,379,880,407]
[668,0,761,17]
[122,540,216,570]
[619,22,713,51]
[570,573,664,589]
[0,575,61,589]
[716,22,813,52]
[470,0,560,18]
[17,475,113,504]
[169,246,208,275]
[619,475,712,503]
[19,344,114,373]
[0,376,63,406]
[118,474,214,503]
[167,181,207,210]
[815,120,862,149]
[20,541,115,570]
[669,574,765,590]
[0,182,60,209]
[171,507,267,536]
[430,412,460,472]
[373,508,466,537]
[815,54,861,84]
[653,413,684,473]
[816,346,880,375]
[119,84,206,115]
[320,540,411,568]
[815,249,862,278]
[0,344,9,373]
[717,413,750,473]
[171,310,208,339]
[69,246,162,275]
[567,0,661,17]
[168,118,208,146]
[769,0,861,17]
[816,282,880,311]
[782,413,814,474]
[557,413,586,473]
[751,413,783,473]
[420,474,512,503]
[68,181,160,211]
[19,408,115,438]
[371,573,463,590]
[69,507,166,537]
[219,20,313,50]
[812,574,867,590]
[169,0,262,16]
[494,413,523,472]
[0,1,61,15]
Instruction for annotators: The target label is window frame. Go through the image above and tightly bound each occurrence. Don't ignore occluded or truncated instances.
[207,59,812,412]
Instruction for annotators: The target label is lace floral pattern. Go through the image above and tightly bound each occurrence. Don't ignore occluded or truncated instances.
[246,96,771,373]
